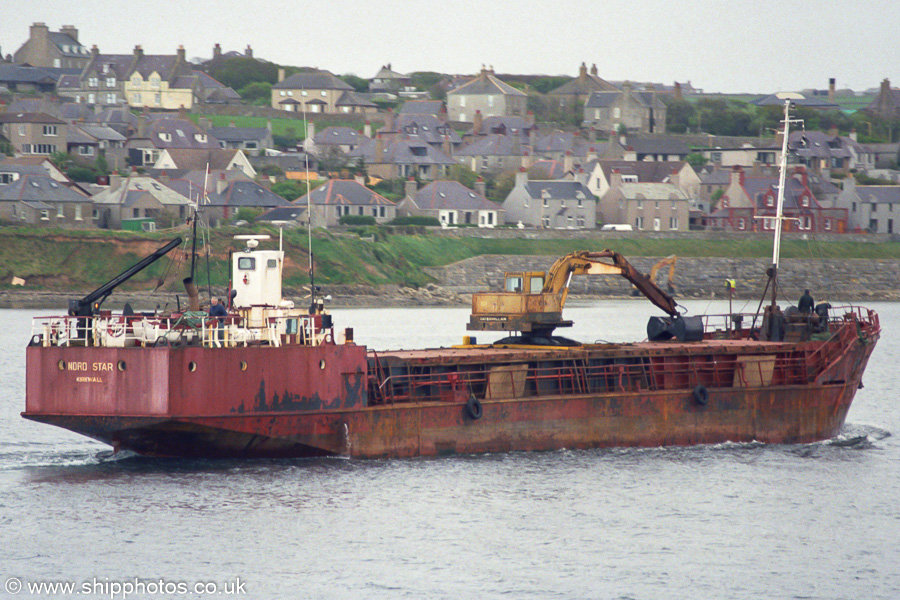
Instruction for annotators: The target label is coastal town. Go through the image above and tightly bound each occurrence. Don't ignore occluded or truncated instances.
[1,22,899,241]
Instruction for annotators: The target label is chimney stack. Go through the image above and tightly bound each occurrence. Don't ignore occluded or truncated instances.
[515,167,528,189]
[404,177,417,198]
[176,45,186,63]
[217,172,228,194]
[578,62,587,80]
[375,134,384,163]
[278,68,285,83]
[828,77,836,103]
[245,45,253,58]
[473,110,483,134]
[474,176,486,197]
[364,120,372,138]
[133,45,144,60]
[213,43,221,60]
[60,25,78,42]
[590,64,598,77]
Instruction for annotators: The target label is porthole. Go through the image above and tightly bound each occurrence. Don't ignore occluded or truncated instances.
[117,361,126,372]
[188,361,197,372]
[58,360,65,371]
[319,359,326,370]
[239,361,248,371]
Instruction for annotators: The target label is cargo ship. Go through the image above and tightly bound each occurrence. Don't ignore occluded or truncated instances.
[22,98,881,459]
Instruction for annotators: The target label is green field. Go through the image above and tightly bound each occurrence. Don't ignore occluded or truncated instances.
[2,227,899,292]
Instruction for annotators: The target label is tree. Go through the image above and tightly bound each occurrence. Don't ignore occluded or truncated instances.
[93,152,109,176]
[662,98,695,134]
[271,181,305,201]
[685,153,707,169]
[339,74,368,93]
[238,81,272,105]
[448,164,478,189]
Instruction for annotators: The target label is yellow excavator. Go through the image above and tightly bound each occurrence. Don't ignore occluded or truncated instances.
[467,250,697,344]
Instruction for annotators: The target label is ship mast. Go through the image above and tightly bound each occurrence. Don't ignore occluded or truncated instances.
[768,93,804,309]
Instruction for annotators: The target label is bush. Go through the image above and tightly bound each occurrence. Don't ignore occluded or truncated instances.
[339,215,376,226]
[389,216,440,227]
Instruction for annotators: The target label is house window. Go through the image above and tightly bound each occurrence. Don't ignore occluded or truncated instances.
[824,218,832,231]
[106,93,116,104]
[88,77,98,87]
[801,216,812,230]
[43,125,58,136]
[300,90,307,96]
[767,195,774,207]
[380,206,385,217]
[801,196,809,207]
[106,77,116,88]
[594,109,600,119]
[671,201,677,210]
[738,218,746,230]
[280,91,286,97]
[655,201,660,210]
[88,93,95,104]
[576,215,585,227]
[56,204,64,218]
[613,107,621,119]
[18,125,25,136]
[154,94,161,105]
[78,145,94,156]
[669,217,679,230]
[710,152,722,162]
[41,210,50,220]
[460,97,466,107]
[851,202,856,212]
[357,207,363,216]
[488,95,495,107]
[133,208,140,217]
[653,217,661,231]
[150,76,160,87]
[75,205,82,221]
[636,200,643,209]
[541,216,550,227]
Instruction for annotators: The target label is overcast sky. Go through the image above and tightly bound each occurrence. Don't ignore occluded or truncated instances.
[3,0,898,94]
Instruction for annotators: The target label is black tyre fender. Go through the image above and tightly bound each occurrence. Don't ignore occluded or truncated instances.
[465,395,483,420]
[693,384,709,406]
[154,336,169,347]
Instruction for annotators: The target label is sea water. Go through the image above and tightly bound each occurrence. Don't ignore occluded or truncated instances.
[1,301,898,599]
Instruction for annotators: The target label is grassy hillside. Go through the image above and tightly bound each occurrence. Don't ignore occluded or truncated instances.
[2,226,900,292]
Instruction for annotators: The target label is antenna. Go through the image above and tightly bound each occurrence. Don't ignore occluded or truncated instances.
[302,87,316,313]
[769,97,804,309]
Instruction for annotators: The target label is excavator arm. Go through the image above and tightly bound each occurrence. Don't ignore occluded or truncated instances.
[468,250,679,335]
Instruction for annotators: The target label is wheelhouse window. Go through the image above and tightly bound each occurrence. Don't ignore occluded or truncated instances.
[238,257,256,270]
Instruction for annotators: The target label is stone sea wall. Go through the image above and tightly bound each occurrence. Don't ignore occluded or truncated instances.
[425,256,900,302]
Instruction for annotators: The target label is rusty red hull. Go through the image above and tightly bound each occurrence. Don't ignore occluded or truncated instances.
[24,320,878,459]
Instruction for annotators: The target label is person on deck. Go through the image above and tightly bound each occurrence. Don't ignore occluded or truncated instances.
[209,297,227,320]
[798,289,815,314]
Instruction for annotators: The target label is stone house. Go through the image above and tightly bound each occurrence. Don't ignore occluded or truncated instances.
[789,130,875,176]
[396,179,501,227]
[698,143,780,168]
[272,70,376,115]
[0,64,59,93]
[13,23,90,70]
[708,166,847,233]
[152,148,255,178]
[90,173,192,229]
[447,67,527,123]
[0,112,67,156]
[349,137,455,181]
[209,123,272,156]
[259,179,396,228]
[0,164,94,228]
[547,63,618,110]
[454,134,528,174]
[621,136,689,161]
[66,124,126,165]
[582,83,667,135]
[369,64,413,94]
[202,176,292,226]
[502,170,596,229]
[865,78,900,120]
[835,177,900,234]
[582,160,701,202]
[598,174,691,232]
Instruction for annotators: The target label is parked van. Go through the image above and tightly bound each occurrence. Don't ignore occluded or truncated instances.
[600,224,634,231]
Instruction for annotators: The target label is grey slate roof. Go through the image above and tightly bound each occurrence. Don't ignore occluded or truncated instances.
[205,180,292,208]
[294,179,395,206]
[597,160,688,182]
[0,172,88,203]
[0,64,58,85]
[450,72,527,97]
[147,119,220,149]
[623,136,691,156]
[549,72,618,96]
[210,126,269,143]
[336,90,377,108]
[855,186,900,205]
[523,180,594,201]
[396,115,461,145]
[350,139,456,165]
[411,180,496,211]
[0,112,65,125]
[314,126,364,146]
[455,134,524,157]
[273,70,353,91]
